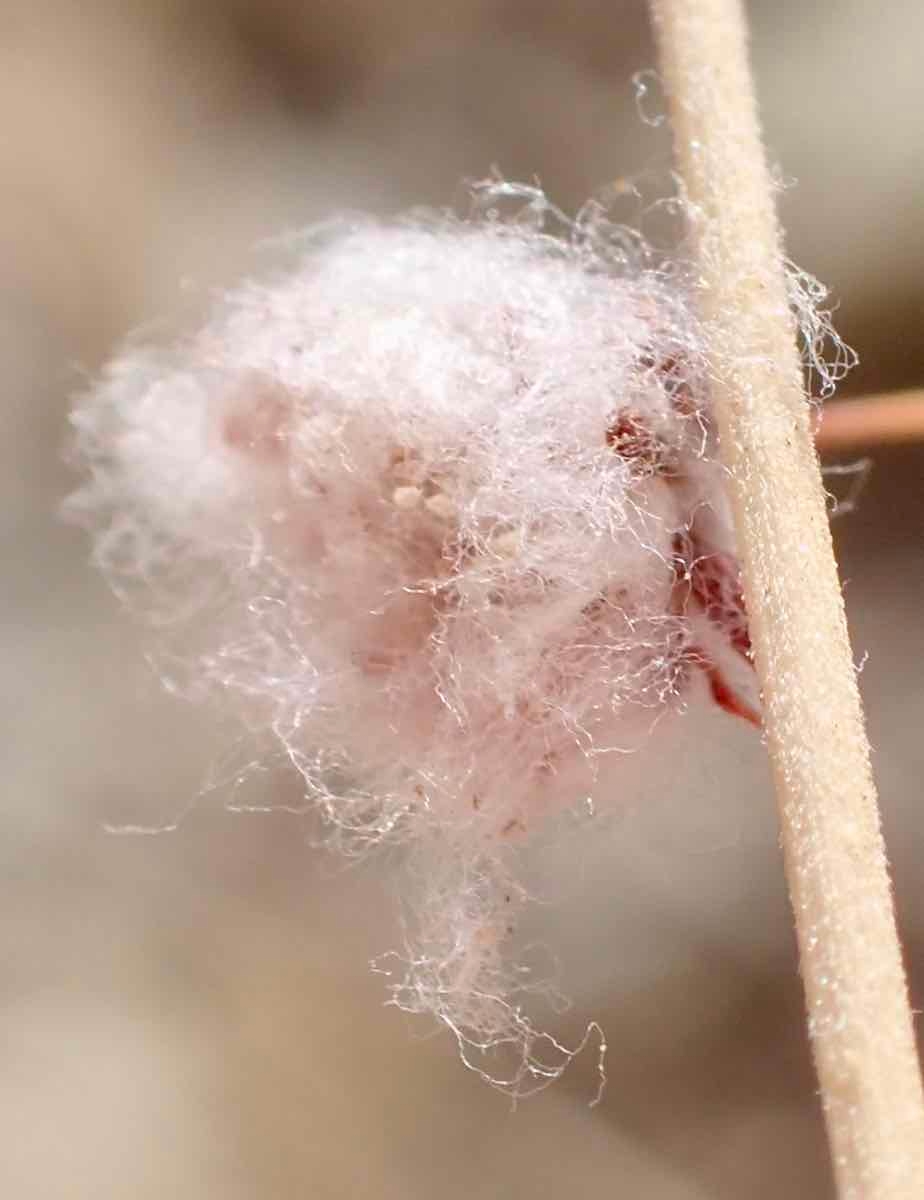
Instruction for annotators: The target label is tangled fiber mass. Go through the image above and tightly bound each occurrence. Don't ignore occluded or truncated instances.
[68,184,830,1093]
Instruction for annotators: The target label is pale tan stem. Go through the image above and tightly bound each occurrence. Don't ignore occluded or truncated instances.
[817,390,924,452]
[649,2,924,1196]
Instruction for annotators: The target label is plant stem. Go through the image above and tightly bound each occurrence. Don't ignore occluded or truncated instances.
[649,2,924,1195]
[816,390,924,452]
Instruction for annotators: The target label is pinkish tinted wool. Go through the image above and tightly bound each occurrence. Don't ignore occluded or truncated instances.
[68,187,761,1091]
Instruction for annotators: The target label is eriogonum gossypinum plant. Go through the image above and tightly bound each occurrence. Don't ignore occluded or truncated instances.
[69,184,847,1094]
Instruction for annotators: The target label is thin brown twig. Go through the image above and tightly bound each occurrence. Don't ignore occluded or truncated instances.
[649,2,924,1196]
[816,389,924,452]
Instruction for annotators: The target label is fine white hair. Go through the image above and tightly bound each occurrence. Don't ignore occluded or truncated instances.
[69,184,771,1094]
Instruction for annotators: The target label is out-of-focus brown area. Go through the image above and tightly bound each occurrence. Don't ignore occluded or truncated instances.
[2,3,922,1197]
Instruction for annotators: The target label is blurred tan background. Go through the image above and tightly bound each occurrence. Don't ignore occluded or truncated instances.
[2,2,923,1196]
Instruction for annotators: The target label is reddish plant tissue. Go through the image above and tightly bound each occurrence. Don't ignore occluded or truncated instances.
[606,362,757,728]
[67,186,763,1093]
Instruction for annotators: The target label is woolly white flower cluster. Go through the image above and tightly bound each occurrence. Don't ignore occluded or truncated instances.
[69,188,759,1093]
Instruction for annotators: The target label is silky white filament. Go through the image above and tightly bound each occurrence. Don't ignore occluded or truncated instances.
[67,183,843,1094]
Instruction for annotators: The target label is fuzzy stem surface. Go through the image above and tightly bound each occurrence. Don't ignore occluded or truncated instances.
[649,1,924,1195]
